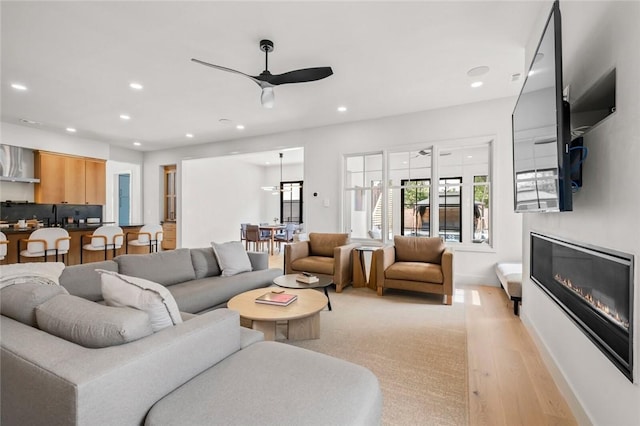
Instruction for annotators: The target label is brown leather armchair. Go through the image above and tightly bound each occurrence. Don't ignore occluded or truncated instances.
[374,236,453,305]
[284,233,357,292]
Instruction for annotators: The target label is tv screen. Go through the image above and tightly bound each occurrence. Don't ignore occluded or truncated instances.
[512,1,572,212]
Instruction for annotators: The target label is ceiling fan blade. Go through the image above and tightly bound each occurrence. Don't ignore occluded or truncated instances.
[191,58,262,86]
[267,67,333,86]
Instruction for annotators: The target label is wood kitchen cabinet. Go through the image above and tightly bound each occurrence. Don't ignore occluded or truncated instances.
[35,151,106,205]
[162,222,176,250]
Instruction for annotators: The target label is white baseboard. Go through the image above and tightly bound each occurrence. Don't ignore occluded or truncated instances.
[521,312,593,426]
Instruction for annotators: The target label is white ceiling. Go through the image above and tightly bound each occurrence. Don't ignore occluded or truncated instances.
[1,1,547,152]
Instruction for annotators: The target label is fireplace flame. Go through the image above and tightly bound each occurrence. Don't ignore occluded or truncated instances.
[554,273,630,331]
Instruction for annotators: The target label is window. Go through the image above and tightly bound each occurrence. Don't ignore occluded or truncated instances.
[281,180,303,224]
[344,153,383,240]
[343,140,492,246]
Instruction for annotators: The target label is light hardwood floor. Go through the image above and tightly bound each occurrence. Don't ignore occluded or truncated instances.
[268,253,577,425]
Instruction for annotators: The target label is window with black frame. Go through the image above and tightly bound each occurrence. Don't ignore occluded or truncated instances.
[280,180,303,224]
[400,179,430,236]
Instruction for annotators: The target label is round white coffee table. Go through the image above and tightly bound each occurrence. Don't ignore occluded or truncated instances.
[227,287,327,341]
[273,274,334,311]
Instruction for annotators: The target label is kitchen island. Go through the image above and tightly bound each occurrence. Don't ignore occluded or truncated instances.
[1,224,146,265]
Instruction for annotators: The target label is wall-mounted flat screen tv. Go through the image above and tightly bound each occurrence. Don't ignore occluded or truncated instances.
[512,1,572,213]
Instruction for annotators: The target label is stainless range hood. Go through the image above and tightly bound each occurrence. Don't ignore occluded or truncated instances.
[0,144,40,183]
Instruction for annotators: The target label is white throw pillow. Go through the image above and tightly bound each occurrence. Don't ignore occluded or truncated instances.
[0,262,66,289]
[98,270,182,332]
[211,241,253,277]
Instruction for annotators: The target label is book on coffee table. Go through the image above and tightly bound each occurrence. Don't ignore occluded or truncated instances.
[296,273,319,284]
[255,292,298,306]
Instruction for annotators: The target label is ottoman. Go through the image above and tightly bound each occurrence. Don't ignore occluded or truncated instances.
[495,262,523,315]
[145,341,382,425]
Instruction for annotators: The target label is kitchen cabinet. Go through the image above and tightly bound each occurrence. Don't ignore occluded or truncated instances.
[35,152,105,205]
[85,159,106,205]
[162,222,176,250]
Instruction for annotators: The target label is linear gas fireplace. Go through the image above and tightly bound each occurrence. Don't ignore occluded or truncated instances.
[531,232,634,381]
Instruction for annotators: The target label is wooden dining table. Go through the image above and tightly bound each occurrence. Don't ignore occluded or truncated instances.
[259,224,286,255]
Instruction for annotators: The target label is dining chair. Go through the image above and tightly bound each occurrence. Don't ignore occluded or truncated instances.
[18,228,71,263]
[126,224,163,253]
[81,225,124,263]
[245,224,268,252]
[240,223,249,242]
[275,223,297,252]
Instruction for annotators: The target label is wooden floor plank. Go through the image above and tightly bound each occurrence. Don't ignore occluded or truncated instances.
[268,254,577,426]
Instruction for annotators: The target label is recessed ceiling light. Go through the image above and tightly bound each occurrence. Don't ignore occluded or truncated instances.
[66,127,76,133]
[528,70,535,76]
[467,66,490,77]
[467,155,473,159]
[471,81,483,88]
[133,141,141,146]
[236,124,245,130]
[11,83,28,91]
[185,133,194,138]
[337,106,347,112]
[129,82,143,90]
[265,161,271,165]
[120,114,131,120]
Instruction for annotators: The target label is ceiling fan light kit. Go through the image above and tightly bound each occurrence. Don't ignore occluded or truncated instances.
[192,39,333,108]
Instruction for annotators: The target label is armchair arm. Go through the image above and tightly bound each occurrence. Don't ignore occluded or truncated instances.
[284,241,310,274]
[373,246,395,293]
[333,243,359,291]
[441,248,454,304]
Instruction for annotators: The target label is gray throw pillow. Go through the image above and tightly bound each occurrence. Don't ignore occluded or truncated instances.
[211,241,253,277]
[36,294,153,348]
[115,248,196,286]
[0,282,69,327]
[190,247,221,279]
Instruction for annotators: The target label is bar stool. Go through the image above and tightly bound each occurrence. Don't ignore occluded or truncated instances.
[18,228,71,263]
[81,225,124,263]
[0,231,8,261]
[126,224,163,253]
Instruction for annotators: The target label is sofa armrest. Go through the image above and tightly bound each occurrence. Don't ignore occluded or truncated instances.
[247,251,268,271]
[1,309,242,426]
[441,248,454,302]
[333,243,359,291]
[284,241,310,274]
[374,246,396,289]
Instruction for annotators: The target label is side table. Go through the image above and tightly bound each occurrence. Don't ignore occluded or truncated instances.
[352,246,379,290]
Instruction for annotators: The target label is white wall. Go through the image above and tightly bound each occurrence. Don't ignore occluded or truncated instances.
[144,96,522,285]
[181,156,266,247]
[521,2,640,425]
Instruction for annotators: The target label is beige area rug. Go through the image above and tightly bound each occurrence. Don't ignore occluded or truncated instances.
[287,287,469,426]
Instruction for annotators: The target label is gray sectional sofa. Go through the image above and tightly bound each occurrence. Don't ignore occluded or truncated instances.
[60,247,283,312]
[1,248,383,425]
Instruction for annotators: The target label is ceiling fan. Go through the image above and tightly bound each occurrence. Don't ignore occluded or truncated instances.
[191,39,333,108]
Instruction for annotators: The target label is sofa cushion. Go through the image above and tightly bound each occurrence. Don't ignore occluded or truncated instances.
[115,248,196,286]
[211,241,252,277]
[394,236,445,264]
[190,247,221,279]
[290,256,334,276]
[308,233,349,257]
[36,294,153,348]
[99,270,183,332]
[59,260,118,301]
[0,281,69,327]
[0,262,66,288]
[385,262,444,284]
[168,268,283,314]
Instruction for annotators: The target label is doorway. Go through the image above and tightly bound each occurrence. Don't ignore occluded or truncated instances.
[118,173,131,225]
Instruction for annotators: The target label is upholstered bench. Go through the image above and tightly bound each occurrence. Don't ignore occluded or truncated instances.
[145,341,382,425]
[495,262,522,315]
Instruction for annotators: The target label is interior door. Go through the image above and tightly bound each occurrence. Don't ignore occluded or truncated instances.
[118,173,130,225]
